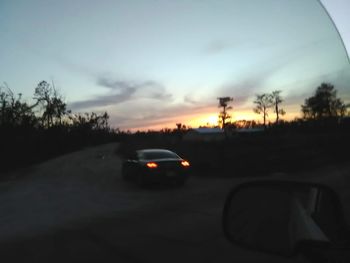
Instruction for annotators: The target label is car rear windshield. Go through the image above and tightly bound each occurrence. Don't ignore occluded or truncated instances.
[140,151,180,160]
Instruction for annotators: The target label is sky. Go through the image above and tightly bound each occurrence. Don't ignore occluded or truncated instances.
[0,0,349,131]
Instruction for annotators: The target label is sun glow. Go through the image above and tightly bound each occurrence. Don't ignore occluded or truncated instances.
[189,112,259,128]
[232,112,257,121]
[207,115,219,126]
[132,107,299,132]
[188,114,219,128]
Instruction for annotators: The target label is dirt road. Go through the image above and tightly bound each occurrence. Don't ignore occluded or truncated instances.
[1,143,348,263]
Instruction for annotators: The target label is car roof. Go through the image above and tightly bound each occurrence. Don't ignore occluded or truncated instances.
[137,149,175,154]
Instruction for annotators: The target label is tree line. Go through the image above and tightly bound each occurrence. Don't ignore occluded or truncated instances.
[253,90,285,128]
[0,80,118,174]
[219,82,349,129]
[0,80,110,131]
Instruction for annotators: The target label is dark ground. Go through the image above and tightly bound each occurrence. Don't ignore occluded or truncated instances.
[1,143,349,263]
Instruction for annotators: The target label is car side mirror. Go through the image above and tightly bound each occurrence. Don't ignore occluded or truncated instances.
[222,180,347,257]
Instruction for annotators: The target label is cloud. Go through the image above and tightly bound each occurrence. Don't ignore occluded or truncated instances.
[204,40,236,55]
[69,78,136,110]
[216,40,327,107]
[136,80,173,101]
[184,95,198,104]
[69,76,172,111]
[203,38,266,55]
[219,65,284,108]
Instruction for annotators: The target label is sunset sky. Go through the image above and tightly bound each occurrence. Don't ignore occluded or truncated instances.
[1,0,349,131]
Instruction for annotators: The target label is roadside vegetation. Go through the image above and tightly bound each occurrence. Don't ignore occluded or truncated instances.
[118,122,350,177]
[1,81,349,178]
[118,82,350,177]
[0,81,122,174]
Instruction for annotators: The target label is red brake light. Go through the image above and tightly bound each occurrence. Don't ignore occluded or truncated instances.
[146,162,158,168]
[181,160,190,167]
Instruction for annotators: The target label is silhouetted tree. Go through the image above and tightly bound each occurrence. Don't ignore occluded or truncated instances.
[234,120,258,129]
[99,112,110,130]
[34,81,67,127]
[253,93,273,129]
[52,97,67,125]
[271,90,285,124]
[0,81,117,174]
[301,83,347,119]
[68,111,110,131]
[0,84,37,128]
[160,128,172,133]
[175,123,187,131]
[218,97,233,129]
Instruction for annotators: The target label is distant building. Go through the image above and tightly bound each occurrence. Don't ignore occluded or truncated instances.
[183,126,265,141]
[183,127,225,141]
[193,127,223,134]
[236,127,264,133]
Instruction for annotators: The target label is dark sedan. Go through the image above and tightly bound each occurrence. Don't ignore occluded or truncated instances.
[121,149,190,186]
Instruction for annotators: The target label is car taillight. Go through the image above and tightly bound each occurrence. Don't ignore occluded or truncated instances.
[181,160,190,167]
[146,162,158,168]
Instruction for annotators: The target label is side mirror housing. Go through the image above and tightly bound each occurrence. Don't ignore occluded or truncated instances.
[222,180,347,257]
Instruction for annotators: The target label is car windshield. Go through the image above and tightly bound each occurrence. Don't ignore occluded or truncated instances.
[0,0,349,262]
[139,151,180,160]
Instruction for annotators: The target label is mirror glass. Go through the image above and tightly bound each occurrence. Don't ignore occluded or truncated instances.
[223,182,344,256]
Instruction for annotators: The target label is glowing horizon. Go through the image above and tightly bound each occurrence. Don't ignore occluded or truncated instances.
[125,108,300,132]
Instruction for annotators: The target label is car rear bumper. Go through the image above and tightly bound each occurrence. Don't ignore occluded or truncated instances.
[143,170,189,183]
